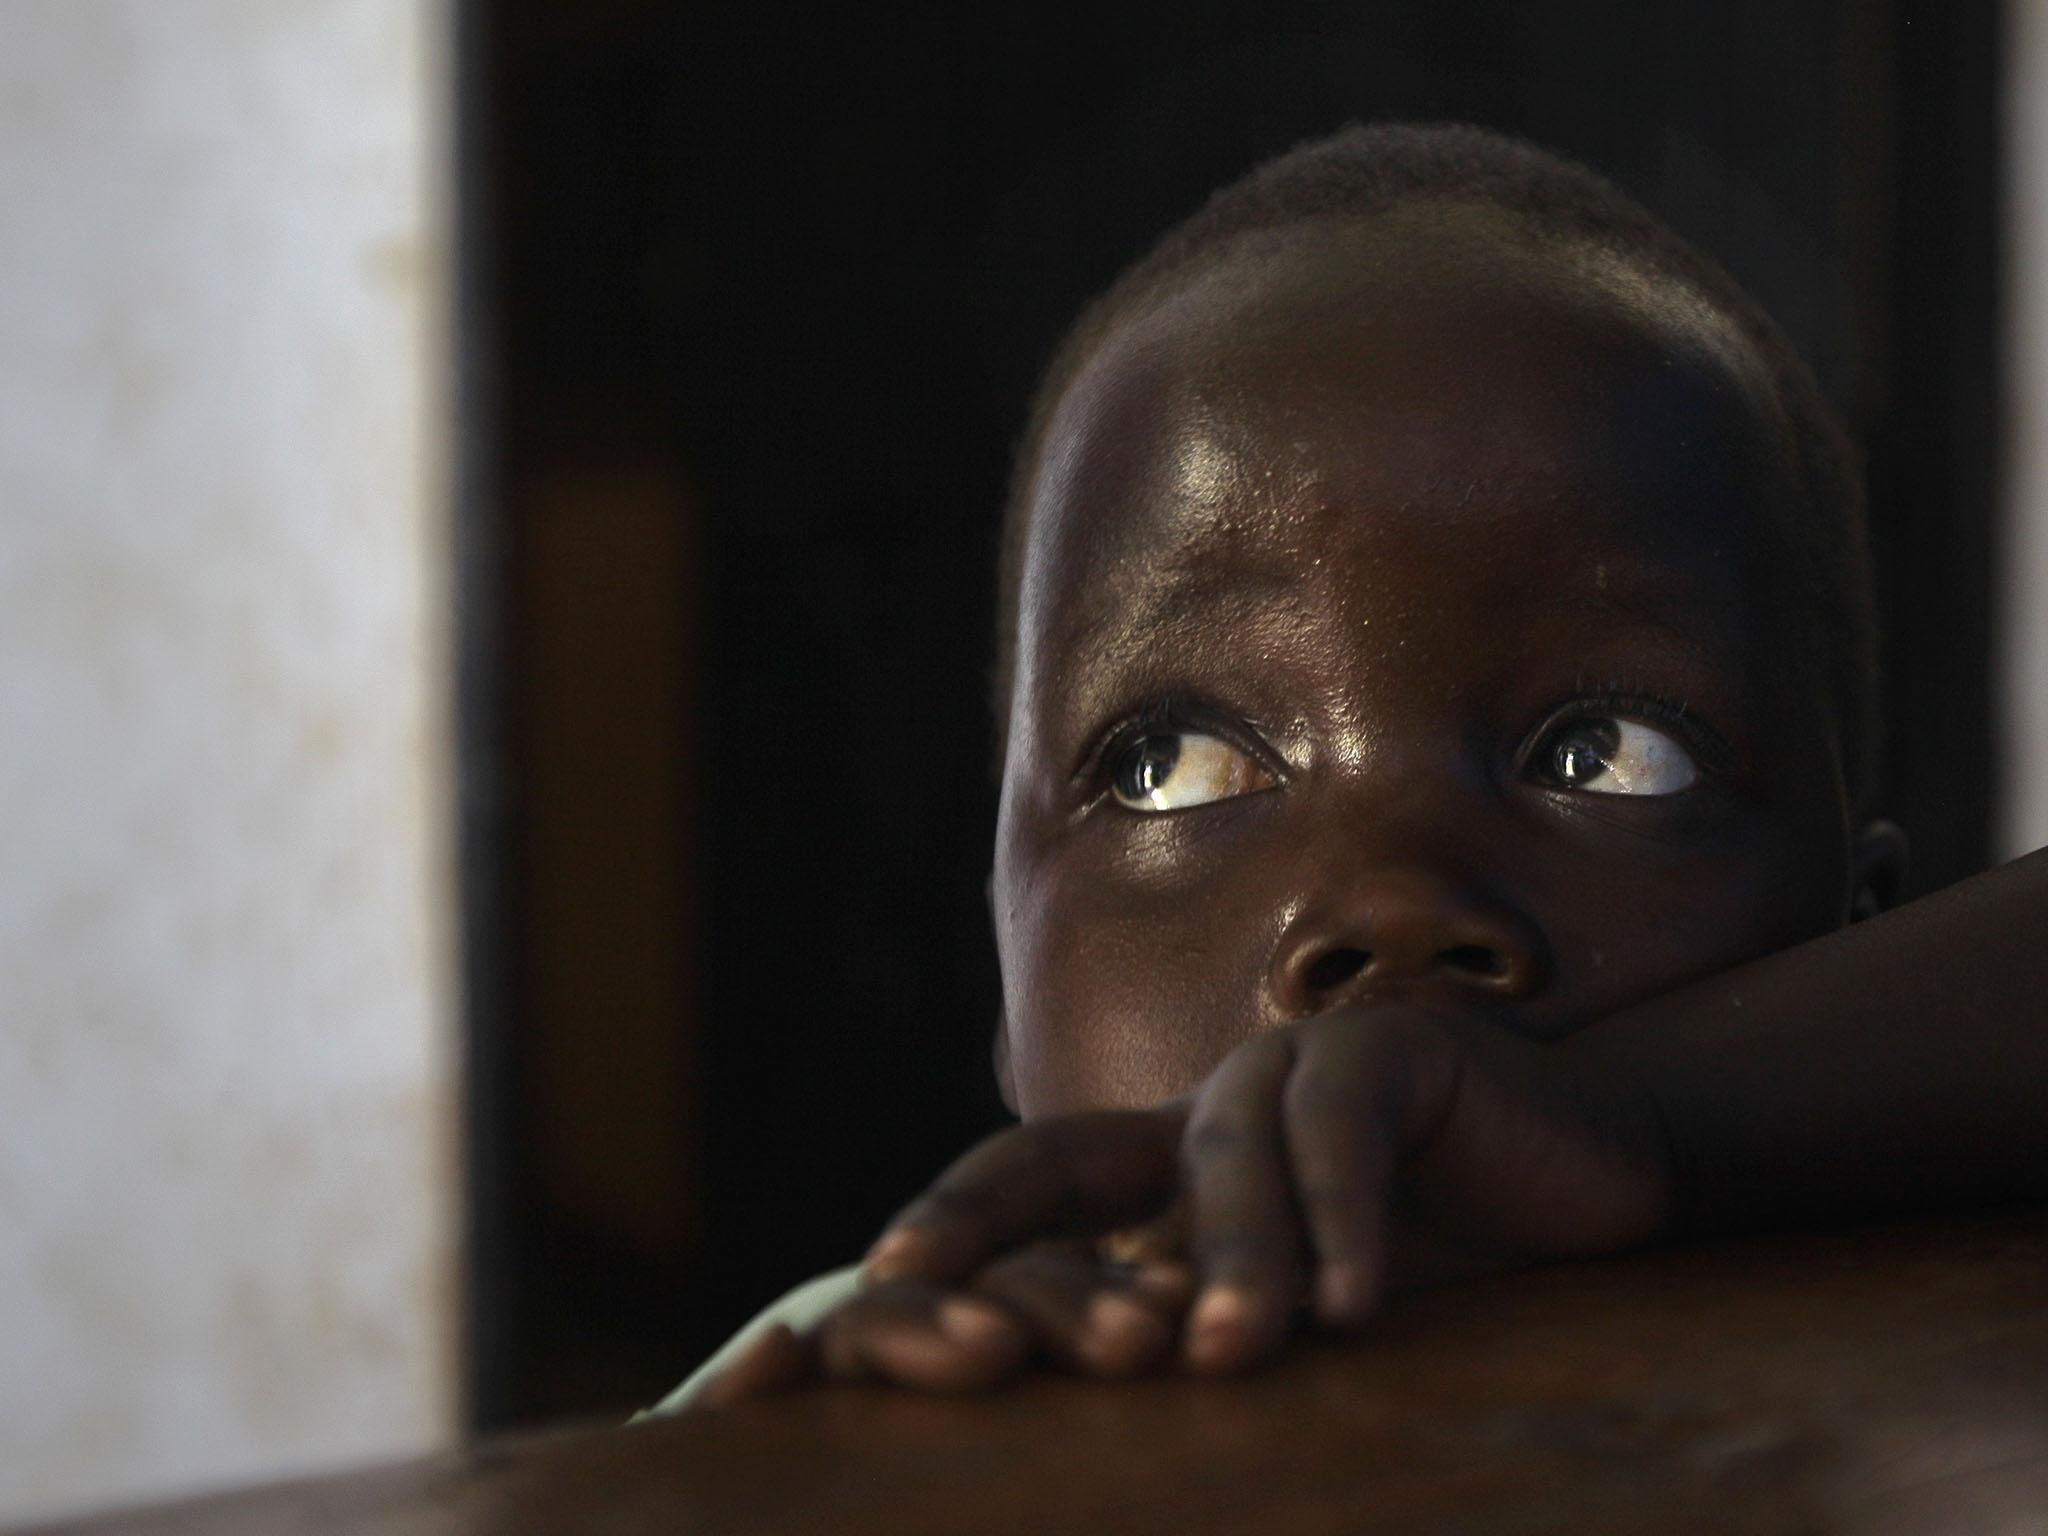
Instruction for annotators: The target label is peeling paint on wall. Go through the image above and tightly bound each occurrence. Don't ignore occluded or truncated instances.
[0,1,456,1522]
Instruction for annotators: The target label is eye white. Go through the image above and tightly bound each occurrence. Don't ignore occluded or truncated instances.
[1110,730,1274,812]
[1547,718,1698,796]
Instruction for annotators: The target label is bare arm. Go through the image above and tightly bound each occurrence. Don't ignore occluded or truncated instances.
[1568,844,2048,1228]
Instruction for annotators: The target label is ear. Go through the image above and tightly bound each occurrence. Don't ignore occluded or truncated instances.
[1849,818,1909,921]
[986,872,1019,1116]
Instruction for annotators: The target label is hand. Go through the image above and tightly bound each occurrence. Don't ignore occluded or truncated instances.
[863,1004,1674,1373]
[693,1242,1196,1408]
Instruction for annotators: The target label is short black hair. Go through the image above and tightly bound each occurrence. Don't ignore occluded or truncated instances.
[992,122,1880,809]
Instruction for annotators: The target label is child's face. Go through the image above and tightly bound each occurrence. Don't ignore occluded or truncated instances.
[993,209,1874,1118]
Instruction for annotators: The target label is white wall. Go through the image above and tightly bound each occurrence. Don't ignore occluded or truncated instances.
[0,2,457,1522]
[2006,0,2048,859]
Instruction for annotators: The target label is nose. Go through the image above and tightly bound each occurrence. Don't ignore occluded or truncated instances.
[1266,865,1547,1018]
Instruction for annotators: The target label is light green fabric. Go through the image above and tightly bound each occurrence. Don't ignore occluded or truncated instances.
[636,1265,863,1419]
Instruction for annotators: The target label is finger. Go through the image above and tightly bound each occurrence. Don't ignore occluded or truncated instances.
[1282,1019,1414,1329]
[866,1109,1186,1288]
[813,1280,1029,1393]
[972,1246,1179,1378]
[1181,1032,1304,1373]
[694,1323,815,1409]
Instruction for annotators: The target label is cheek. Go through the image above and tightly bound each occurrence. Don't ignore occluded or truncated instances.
[997,844,1277,1116]
[1532,812,1848,1029]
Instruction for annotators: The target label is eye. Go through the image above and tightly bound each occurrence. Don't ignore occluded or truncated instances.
[1531,716,1698,796]
[1109,730,1276,812]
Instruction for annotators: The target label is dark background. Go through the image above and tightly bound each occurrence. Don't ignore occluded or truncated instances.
[456,0,2003,1428]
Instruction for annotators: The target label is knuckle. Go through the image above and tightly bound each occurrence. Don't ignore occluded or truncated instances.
[910,1182,990,1226]
[1231,1029,1298,1075]
[949,1122,1046,1184]
[1283,1060,1404,1128]
[816,1314,871,1379]
[1320,1001,1429,1049]
[1181,1104,1254,1164]
[1190,1227,1264,1270]
[840,1286,914,1327]
[984,1245,1068,1290]
[1316,1021,1421,1099]
[890,1189,989,1255]
[1280,1062,1356,1121]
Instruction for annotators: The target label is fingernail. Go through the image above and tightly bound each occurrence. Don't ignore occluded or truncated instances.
[1186,1284,1258,1369]
[1086,1290,1156,1340]
[937,1296,1015,1351]
[862,1227,931,1282]
[1081,1291,1165,1373]
[1132,1261,1195,1307]
[1315,1263,1373,1326]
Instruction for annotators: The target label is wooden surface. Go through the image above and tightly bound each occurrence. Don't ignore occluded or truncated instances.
[27,1210,2048,1535]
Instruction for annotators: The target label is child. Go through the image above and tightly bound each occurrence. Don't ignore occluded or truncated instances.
[650,122,2048,1411]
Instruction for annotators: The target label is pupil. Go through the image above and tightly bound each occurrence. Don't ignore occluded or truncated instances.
[1117,734,1180,800]
[1554,721,1618,784]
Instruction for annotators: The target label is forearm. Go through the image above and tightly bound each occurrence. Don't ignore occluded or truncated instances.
[1564,846,2048,1230]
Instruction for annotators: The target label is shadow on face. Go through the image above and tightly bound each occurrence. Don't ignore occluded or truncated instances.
[992,207,1887,1117]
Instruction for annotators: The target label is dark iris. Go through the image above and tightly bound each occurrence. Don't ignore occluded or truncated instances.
[1549,719,1620,786]
[1112,733,1180,802]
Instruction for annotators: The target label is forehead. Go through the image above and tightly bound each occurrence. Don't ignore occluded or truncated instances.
[1016,210,1800,697]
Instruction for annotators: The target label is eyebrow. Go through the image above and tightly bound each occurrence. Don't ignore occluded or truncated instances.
[1042,532,1287,643]
[1543,553,1751,653]
[1042,554,1754,753]
[1137,557,1308,629]
[1100,543,1737,642]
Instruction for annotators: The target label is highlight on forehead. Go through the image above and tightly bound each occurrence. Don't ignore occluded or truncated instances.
[990,123,1877,806]
[1020,300,1783,728]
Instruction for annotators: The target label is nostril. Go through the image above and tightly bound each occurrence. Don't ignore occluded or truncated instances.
[1303,947,1371,993]
[1439,944,1510,979]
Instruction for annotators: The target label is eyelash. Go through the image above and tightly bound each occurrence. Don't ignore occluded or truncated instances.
[1078,696,1282,791]
[1531,681,1731,775]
